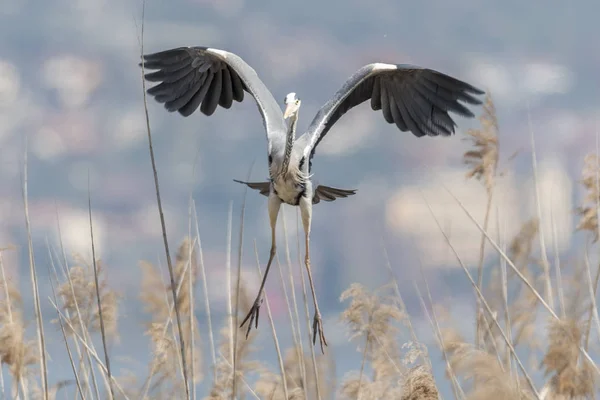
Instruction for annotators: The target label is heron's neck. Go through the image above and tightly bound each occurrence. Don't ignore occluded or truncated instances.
[279,111,298,177]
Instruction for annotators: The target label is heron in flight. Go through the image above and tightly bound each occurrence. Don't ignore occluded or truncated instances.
[140,46,484,353]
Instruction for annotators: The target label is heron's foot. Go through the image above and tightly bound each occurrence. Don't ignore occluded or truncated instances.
[312,310,328,354]
[240,295,263,339]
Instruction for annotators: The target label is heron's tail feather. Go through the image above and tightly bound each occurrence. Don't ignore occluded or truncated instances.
[313,185,357,204]
[233,179,271,197]
[233,180,357,204]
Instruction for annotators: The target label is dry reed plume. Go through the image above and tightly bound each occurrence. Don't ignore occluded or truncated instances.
[440,326,534,400]
[576,154,600,241]
[56,254,119,341]
[140,238,203,398]
[463,93,499,195]
[339,283,438,399]
[541,318,594,399]
[254,345,335,399]
[0,266,38,397]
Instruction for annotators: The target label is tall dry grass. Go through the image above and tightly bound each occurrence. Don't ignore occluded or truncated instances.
[1,78,599,400]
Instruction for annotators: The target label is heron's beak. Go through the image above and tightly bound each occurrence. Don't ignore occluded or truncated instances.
[283,103,297,119]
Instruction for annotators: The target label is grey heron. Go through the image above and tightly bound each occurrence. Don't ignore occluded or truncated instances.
[140,46,484,353]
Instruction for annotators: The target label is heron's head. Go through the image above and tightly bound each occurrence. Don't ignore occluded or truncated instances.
[283,92,301,119]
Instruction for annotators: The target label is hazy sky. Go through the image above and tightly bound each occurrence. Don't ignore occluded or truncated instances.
[1,0,599,396]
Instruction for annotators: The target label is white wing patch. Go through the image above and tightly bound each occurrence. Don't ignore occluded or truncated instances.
[371,63,397,71]
[207,48,229,58]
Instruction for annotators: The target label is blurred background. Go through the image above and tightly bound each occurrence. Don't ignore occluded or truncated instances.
[1,0,599,397]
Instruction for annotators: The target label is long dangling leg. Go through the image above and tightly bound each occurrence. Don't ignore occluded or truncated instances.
[299,196,327,353]
[240,194,281,338]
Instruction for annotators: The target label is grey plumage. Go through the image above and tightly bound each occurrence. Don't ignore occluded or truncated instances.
[141,46,484,353]
[141,47,286,151]
[233,179,357,204]
[294,63,484,173]
[312,185,357,204]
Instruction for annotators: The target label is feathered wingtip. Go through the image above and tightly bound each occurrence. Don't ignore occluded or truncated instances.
[313,185,357,204]
[233,179,357,205]
[138,47,189,68]
[137,47,195,82]
[233,179,271,197]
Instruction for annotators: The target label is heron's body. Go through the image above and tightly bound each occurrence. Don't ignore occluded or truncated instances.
[140,45,484,352]
[271,176,309,206]
[268,137,309,206]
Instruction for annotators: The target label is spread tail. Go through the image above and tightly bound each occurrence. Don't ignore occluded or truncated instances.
[233,180,357,204]
[233,180,271,197]
[312,185,357,204]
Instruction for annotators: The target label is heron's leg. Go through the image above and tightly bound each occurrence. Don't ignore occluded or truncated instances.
[240,194,281,338]
[299,196,328,353]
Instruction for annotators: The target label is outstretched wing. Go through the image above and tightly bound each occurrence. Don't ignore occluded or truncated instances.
[312,185,357,204]
[234,180,356,205]
[233,180,271,196]
[296,63,484,163]
[141,47,287,151]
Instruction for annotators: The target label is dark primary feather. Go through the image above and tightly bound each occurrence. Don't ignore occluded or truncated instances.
[141,47,248,117]
[302,64,484,164]
[312,185,357,204]
[233,180,271,197]
[233,180,357,205]
[140,46,288,154]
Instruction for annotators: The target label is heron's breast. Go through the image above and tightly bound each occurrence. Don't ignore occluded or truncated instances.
[273,180,306,206]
